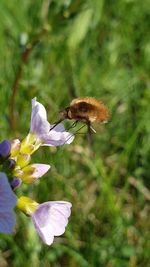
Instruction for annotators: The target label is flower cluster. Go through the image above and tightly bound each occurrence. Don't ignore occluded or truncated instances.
[0,98,74,245]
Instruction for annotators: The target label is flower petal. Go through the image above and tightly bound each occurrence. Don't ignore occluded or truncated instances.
[32,201,72,245]
[30,98,74,147]
[31,113,50,136]
[32,98,47,121]
[20,164,51,184]
[0,172,17,233]
[30,98,50,135]
[50,123,65,132]
[0,172,17,211]
[0,140,11,159]
[41,131,74,146]
[0,211,16,234]
[31,164,51,178]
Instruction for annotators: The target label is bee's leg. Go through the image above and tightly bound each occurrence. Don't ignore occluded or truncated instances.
[87,122,93,147]
[90,125,96,133]
[72,120,78,128]
[66,120,78,131]
[62,124,86,145]
[50,120,79,132]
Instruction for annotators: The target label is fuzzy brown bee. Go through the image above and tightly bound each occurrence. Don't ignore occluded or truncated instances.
[50,97,109,141]
[59,97,109,126]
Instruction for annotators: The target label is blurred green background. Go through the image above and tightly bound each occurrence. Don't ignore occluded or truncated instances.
[0,0,150,266]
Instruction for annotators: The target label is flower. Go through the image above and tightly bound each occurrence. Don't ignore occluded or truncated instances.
[32,201,72,245]
[0,172,17,233]
[16,153,31,168]
[0,140,11,160]
[11,177,22,190]
[27,98,74,150]
[17,197,72,245]
[10,139,21,157]
[14,164,51,184]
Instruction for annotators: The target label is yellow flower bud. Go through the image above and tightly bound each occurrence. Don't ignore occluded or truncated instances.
[13,167,23,177]
[11,139,21,157]
[20,133,41,154]
[16,153,31,168]
[17,196,39,216]
[20,165,36,184]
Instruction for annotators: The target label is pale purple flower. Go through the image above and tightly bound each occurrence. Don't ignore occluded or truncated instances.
[32,201,72,245]
[30,164,51,178]
[0,140,11,159]
[30,98,74,146]
[0,172,17,233]
[14,164,51,184]
[21,163,51,184]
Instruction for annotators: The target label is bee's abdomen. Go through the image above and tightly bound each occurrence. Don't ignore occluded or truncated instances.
[69,98,109,123]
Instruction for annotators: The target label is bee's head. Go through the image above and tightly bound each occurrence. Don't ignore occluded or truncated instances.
[59,107,70,120]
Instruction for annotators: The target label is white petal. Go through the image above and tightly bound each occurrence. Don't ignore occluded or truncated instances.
[32,201,72,245]
[50,123,65,132]
[41,132,74,146]
[30,99,74,146]
[30,98,50,135]
[32,164,51,178]
[30,113,50,135]
[32,98,47,120]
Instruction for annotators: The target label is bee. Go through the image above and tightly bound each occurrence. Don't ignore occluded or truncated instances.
[58,97,109,133]
[59,97,108,123]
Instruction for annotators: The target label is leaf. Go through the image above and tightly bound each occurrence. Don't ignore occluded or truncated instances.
[92,0,104,27]
[67,8,93,49]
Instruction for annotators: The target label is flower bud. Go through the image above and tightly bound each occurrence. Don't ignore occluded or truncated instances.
[16,153,31,168]
[20,164,50,184]
[20,133,39,154]
[11,177,22,190]
[0,140,11,160]
[10,139,21,157]
[13,167,23,178]
[17,196,39,215]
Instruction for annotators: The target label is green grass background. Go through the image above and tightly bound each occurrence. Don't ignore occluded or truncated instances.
[0,0,150,266]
